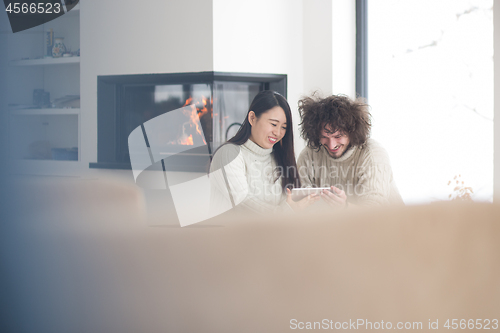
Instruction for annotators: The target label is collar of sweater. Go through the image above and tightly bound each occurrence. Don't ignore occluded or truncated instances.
[321,143,358,162]
[243,139,273,156]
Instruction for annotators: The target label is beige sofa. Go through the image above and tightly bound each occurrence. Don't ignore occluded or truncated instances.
[3,177,499,332]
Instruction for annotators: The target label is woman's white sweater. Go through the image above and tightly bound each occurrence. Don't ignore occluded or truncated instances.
[209,140,289,214]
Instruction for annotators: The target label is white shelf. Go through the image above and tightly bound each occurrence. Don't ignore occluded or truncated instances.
[11,56,80,66]
[9,108,80,115]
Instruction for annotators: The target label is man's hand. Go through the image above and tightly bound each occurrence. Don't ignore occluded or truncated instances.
[321,186,347,207]
[286,188,320,212]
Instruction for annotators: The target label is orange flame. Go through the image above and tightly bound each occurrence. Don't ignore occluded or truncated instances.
[174,96,209,145]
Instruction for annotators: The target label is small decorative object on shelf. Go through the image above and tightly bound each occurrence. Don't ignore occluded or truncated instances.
[45,29,54,57]
[33,89,51,108]
[33,89,44,106]
[52,37,66,58]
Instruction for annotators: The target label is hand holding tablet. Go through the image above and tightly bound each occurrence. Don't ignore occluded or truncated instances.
[290,187,333,201]
[285,188,321,211]
[319,186,347,207]
[289,186,347,208]
[286,187,347,211]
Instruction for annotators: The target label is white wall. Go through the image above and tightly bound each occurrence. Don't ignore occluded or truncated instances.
[331,0,356,99]
[80,0,214,167]
[213,0,355,155]
[495,0,500,200]
[213,0,304,154]
[303,0,332,96]
[80,0,357,171]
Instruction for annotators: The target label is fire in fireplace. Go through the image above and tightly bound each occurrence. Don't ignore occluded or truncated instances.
[90,72,286,172]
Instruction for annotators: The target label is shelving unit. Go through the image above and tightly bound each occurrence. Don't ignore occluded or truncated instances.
[7,3,81,175]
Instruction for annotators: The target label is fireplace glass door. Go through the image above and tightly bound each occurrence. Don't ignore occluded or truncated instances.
[93,72,287,171]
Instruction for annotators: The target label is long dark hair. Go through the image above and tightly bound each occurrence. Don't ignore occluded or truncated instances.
[227,90,300,190]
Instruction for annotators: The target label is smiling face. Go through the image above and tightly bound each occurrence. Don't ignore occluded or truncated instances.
[248,106,287,149]
[319,125,350,158]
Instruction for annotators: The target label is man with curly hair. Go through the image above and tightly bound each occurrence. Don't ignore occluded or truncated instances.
[296,94,403,206]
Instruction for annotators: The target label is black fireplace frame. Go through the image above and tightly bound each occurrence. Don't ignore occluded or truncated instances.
[90,71,287,170]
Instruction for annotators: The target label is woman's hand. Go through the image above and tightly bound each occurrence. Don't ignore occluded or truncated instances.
[286,188,320,212]
[321,186,347,207]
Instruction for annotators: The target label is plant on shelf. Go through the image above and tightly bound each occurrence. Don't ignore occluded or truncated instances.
[447,174,473,201]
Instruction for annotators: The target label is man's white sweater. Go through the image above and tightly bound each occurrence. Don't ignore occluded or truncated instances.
[297,139,403,206]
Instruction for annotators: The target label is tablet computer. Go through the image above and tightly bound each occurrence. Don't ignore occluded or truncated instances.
[291,187,333,201]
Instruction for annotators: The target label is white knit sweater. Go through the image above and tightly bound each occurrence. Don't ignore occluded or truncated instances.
[209,140,290,214]
[297,139,403,206]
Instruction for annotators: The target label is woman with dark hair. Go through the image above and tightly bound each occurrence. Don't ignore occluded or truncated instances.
[210,90,318,214]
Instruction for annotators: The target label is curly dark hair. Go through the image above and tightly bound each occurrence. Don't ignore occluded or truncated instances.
[298,94,372,149]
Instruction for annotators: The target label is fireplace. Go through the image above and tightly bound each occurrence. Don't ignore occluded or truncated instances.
[90,72,287,172]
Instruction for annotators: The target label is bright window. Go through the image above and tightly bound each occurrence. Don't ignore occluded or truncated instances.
[368,0,493,203]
